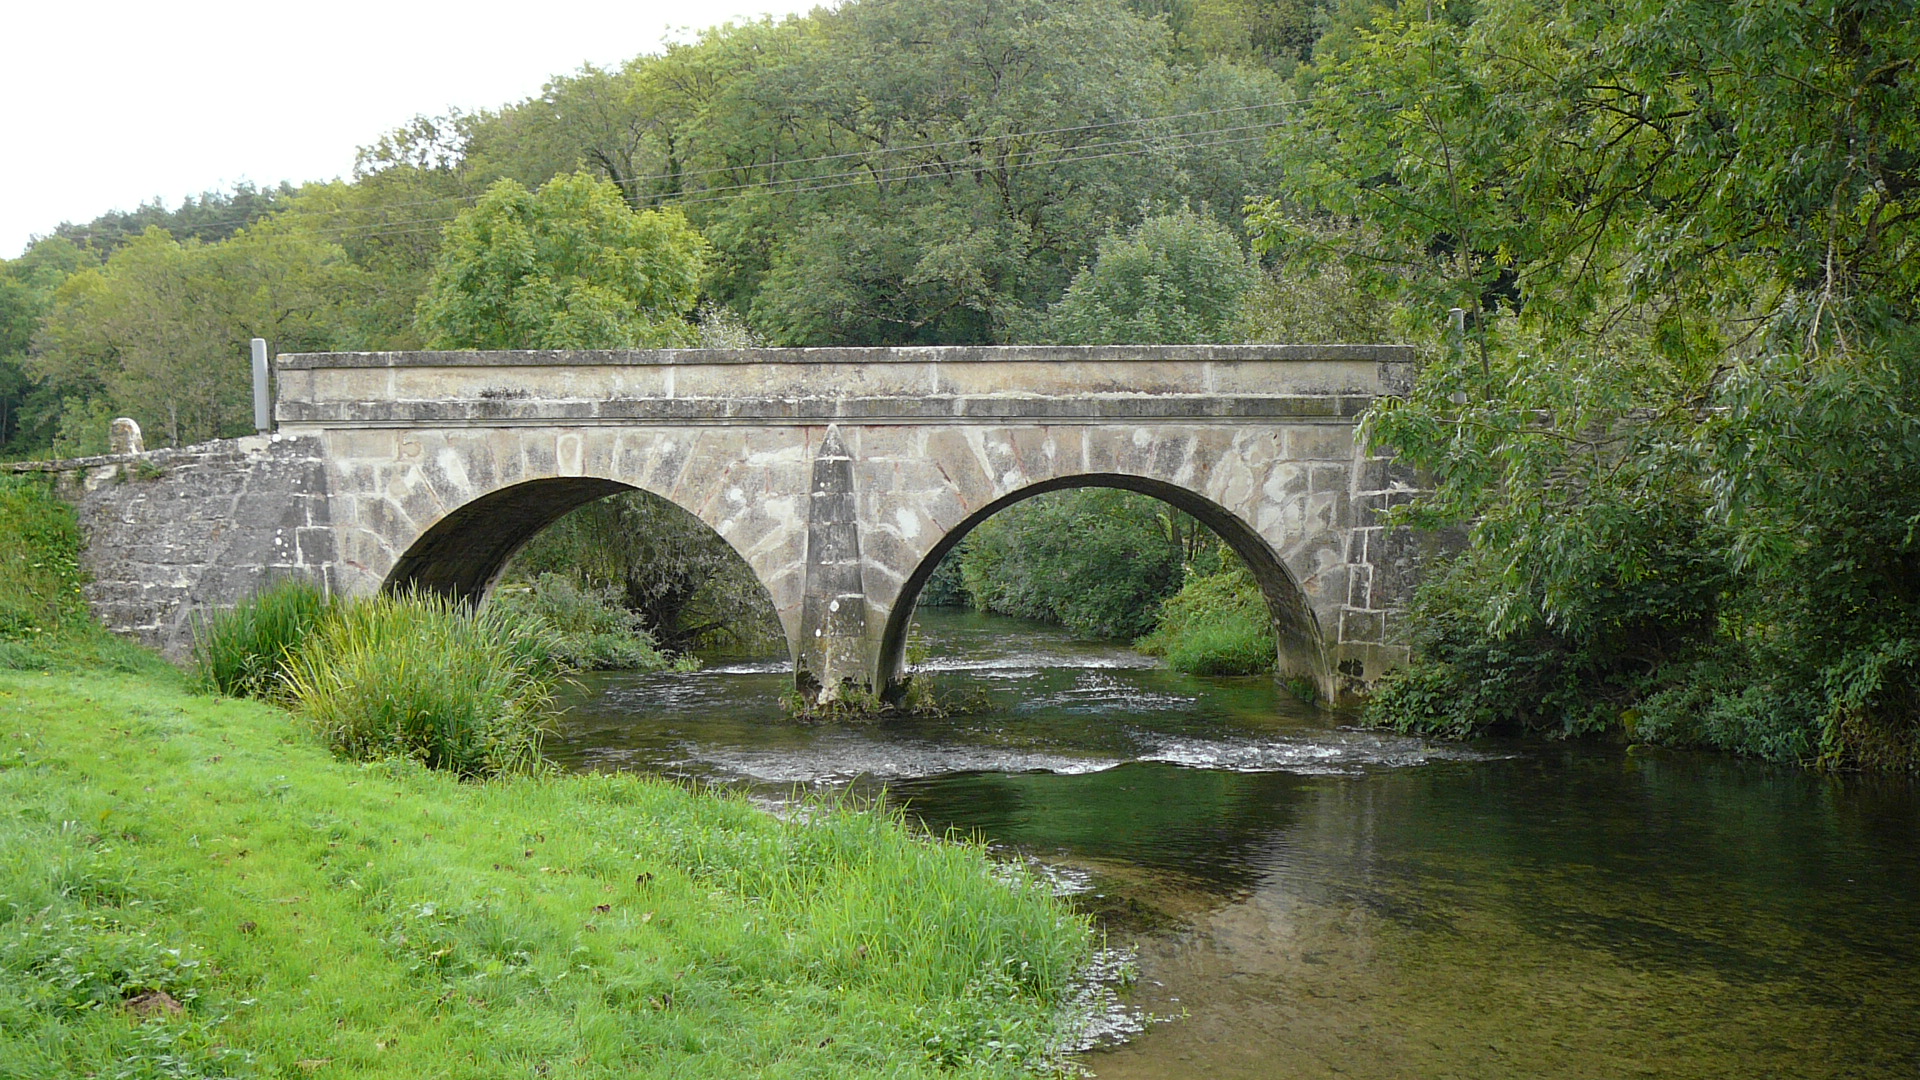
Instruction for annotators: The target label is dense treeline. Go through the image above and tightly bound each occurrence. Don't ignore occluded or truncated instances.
[5,0,1915,767]
[1,0,1355,458]
[1262,0,1920,769]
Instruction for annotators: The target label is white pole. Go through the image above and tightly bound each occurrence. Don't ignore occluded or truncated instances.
[251,338,271,433]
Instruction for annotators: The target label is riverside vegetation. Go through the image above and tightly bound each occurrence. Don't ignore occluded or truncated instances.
[5,0,1915,770]
[0,474,1095,1078]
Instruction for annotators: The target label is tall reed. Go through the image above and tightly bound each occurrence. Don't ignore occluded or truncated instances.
[283,592,564,778]
[192,578,334,698]
[487,573,674,670]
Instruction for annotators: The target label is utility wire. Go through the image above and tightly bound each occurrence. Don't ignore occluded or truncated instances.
[292,117,1294,242]
[318,130,1287,245]
[50,99,1318,242]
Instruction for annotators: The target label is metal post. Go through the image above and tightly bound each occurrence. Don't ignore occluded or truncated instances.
[251,338,271,433]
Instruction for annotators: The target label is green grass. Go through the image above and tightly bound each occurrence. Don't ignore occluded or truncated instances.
[0,670,1093,1079]
[0,465,1094,1077]
[284,593,567,780]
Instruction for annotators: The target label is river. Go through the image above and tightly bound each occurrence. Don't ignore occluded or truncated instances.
[549,607,1920,1079]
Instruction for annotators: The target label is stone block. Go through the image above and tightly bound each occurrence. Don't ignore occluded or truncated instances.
[1339,607,1387,645]
[1285,425,1354,461]
[1345,563,1373,609]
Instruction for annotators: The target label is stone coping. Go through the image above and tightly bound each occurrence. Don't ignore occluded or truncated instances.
[277,393,1378,427]
[277,343,1414,371]
[6,435,283,474]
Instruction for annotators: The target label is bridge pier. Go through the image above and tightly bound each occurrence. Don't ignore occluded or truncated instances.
[797,426,871,700]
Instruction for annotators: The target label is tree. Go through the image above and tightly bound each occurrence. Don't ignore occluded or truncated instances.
[30,224,359,451]
[1033,207,1258,344]
[0,238,96,455]
[415,172,707,349]
[1261,0,1920,766]
[957,488,1200,639]
[505,491,782,652]
[48,182,298,258]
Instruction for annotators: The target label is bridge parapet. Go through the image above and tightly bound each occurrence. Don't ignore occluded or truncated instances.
[275,345,1411,428]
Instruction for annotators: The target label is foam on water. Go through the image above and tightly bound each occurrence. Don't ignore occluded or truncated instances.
[1138,730,1500,775]
[667,736,1124,784]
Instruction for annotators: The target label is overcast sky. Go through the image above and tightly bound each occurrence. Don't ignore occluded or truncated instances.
[0,0,822,259]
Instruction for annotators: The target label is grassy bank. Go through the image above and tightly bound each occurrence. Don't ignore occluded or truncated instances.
[0,670,1091,1078]
[0,474,1094,1078]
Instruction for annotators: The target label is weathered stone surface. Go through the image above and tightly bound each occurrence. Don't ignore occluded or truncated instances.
[19,345,1429,706]
[109,418,143,455]
[798,426,868,698]
[15,435,335,658]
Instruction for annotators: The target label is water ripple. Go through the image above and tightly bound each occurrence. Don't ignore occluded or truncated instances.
[1138,730,1500,774]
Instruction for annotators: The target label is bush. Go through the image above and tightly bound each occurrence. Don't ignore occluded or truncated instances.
[1629,655,1819,763]
[1136,566,1276,675]
[916,547,970,607]
[191,578,333,698]
[284,593,564,778]
[959,488,1185,639]
[505,489,784,654]
[487,573,675,670]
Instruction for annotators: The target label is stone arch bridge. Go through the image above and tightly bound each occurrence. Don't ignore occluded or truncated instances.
[19,345,1425,705]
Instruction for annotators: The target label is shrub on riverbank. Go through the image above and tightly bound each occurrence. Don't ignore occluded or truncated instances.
[958,489,1186,640]
[0,668,1094,1078]
[1135,567,1275,676]
[489,573,682,671]
[283,593,564,778]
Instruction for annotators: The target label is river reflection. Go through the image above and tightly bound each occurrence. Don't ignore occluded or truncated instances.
[550,607,1920,1079]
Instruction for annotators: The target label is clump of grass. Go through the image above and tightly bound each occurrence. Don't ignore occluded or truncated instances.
[191,578,334,698]
[284,592,565,778]
[488,573,683,671]
[1135,566,1277,676]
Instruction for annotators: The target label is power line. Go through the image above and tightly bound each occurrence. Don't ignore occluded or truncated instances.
[294,117,1294,242]
[51,99,1315,243]
[313,129,1291,245]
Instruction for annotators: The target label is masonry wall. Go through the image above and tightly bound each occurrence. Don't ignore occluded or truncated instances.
[19,435,335,659]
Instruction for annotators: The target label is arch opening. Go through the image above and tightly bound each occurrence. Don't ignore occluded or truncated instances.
[876,474,1329,700]
[384,477,631,605]
[383,478,784,659]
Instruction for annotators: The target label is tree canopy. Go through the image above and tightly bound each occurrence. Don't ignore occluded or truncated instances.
[416,172,707,350]
[1259,0,1920,768]
[1033,207,1257,344]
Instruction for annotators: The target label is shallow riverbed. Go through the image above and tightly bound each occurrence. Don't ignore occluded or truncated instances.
[550,607,1920,1078]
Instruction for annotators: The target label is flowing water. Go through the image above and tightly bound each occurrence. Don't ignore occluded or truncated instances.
[550,608,1920,1079]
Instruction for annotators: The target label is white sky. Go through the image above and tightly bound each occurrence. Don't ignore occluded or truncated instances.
[0,0,823,259]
